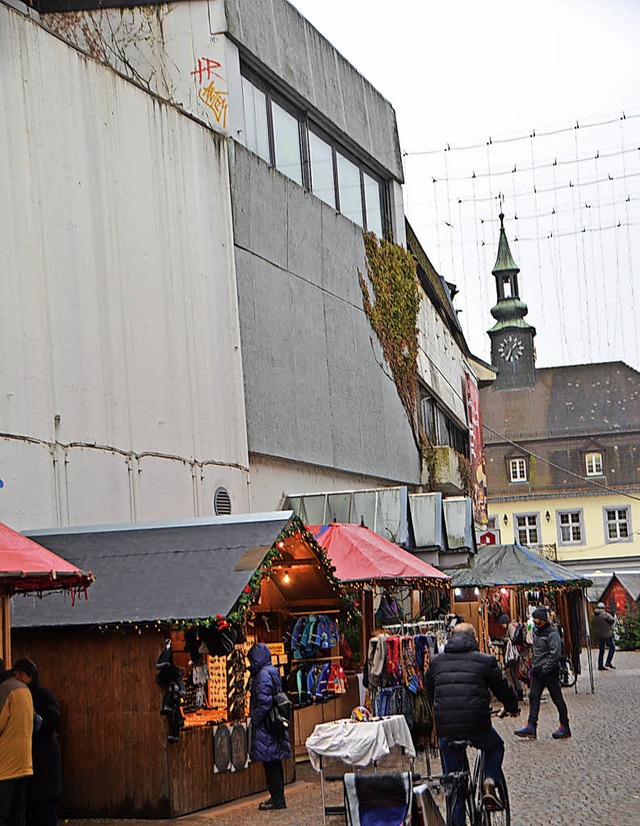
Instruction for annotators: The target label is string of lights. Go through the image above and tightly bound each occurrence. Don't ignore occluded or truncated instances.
[402,109,640,156]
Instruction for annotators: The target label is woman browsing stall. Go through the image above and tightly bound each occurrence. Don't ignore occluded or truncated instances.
[248,643,291,811]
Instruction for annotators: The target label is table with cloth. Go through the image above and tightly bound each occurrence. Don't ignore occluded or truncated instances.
[306,715,416,821]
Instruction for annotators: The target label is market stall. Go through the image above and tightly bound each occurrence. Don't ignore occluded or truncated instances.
[449,542,594,693]
[0,520,93,664]
[309,523,452,758]
[11,512,358,817]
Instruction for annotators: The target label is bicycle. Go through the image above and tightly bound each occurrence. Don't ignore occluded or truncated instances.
[427,710,513,826]
[559,656,577,688]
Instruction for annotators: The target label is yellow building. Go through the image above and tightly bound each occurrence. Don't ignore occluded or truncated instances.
[479,217,640,575]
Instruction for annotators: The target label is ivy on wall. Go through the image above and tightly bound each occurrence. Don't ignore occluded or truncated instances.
[359,233,421,450]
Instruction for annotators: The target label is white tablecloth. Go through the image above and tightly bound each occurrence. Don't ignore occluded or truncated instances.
[305,715,416,771]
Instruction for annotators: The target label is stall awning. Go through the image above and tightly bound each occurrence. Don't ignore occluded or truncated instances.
[309,523,450,585]
[0,521,94,595]
[449,543,592,588]
[12,513,298,628]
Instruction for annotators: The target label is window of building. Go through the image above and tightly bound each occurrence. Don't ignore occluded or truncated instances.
[486,516,497,530]
[516,513,539,545]
[605,507,631,542]
[585,452,603,476]
[336,152,363,226]
[557,510,584,545]
[309,130,336,208]
[239,68,387,234]
[241,75,270,163]
[417,385,470,457]
[509,458,528,482]
[271,101,303,185]
[363,171,383,238]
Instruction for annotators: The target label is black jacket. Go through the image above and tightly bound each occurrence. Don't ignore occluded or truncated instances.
[27,681,62,803]
[424,633,518,739]
[531,622,563,675]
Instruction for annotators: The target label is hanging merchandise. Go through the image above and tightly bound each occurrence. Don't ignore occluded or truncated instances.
[156,640,186,744]
[375,590,404,627]
[285,614,347,708]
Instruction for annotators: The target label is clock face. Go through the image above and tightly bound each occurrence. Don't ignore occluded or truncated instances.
[498,334,524,363]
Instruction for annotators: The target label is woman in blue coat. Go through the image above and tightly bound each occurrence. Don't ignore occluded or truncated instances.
[248,643,291,810]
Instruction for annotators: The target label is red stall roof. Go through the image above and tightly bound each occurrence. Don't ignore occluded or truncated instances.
[309,523,450,584]
[0,522,94,596]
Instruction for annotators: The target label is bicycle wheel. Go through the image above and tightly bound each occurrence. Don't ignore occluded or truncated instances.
[482,775,511,826]
[560,657,577,688]
[470,751,484,826]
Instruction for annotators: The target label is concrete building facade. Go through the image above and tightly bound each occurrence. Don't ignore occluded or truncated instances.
[2,0,485,531]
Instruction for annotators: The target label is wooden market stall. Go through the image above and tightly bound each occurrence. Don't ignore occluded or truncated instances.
[0,520,93,665]
[11,512,358,817]
[449,542,594,692]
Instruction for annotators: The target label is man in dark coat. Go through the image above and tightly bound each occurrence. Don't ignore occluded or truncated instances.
[248,644,291,811]
[592,602,616,670]
[12,660,61,826]
[425,623,519,825]
[515,607,571,740]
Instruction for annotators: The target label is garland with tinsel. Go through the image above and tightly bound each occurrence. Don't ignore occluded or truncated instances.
[226,516,360,626]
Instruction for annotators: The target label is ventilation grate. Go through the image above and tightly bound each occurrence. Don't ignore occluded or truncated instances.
[214,486,232,516]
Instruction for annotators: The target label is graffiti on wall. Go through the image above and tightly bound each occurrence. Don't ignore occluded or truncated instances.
[191,57,228,129]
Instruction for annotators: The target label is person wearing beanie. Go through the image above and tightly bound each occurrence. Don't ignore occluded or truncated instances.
[515,608,571,740]
[12,660,61,826]
[0,660,34,824]
[592,602,616,671]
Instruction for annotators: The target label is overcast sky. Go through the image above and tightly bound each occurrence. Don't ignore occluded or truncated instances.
[291,0,640,372]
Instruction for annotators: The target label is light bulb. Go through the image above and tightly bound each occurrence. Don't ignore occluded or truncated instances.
[283,572,290,584]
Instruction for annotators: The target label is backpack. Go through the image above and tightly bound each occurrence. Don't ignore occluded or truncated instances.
[265,691,293,742]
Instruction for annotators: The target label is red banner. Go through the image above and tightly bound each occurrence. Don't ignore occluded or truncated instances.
[465,373,488,526]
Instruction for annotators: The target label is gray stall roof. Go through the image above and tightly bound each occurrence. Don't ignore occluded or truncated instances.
[449,543,592,588]
[12,512,294,629]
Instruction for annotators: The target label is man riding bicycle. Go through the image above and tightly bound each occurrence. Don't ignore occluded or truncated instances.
[425,623,519,826]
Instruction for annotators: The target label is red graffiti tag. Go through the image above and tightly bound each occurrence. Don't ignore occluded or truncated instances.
[191,58,222,84]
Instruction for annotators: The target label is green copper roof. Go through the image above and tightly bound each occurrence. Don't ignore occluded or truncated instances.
[492,213,519,275]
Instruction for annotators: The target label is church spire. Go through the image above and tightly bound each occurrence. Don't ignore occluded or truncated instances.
[487,213,537,390]
[492,213,519,277]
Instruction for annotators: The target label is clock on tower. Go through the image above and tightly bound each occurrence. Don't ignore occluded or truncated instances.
[497,334,525,363]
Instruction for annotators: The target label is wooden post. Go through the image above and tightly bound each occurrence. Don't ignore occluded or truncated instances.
[1,590,10,666]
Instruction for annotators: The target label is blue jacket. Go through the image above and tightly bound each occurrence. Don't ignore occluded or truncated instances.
[248,644,291,763]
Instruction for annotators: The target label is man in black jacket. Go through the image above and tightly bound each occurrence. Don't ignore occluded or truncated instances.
[12,659,61,826]
[425,623,519,825]
[515,607,571,740]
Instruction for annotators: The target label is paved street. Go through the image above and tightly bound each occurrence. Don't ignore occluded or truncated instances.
[71,651,640,825]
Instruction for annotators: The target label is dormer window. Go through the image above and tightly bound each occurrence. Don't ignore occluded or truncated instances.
[585,452,603,476]
[509,458,527,482]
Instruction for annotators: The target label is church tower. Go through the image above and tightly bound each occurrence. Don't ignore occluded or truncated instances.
[488,214,536,390]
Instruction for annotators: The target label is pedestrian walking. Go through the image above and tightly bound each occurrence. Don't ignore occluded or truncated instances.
[592,602,616,671]
[247,643,291,811]
[0,658,34,826]
[515,607,571,740]
[12,660,61,826]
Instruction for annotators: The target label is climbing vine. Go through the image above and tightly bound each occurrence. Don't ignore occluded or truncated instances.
[359,233,421,448]
[457,453,475,499]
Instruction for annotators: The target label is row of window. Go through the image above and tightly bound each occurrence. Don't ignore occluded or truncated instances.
[489,507,633,547]
[509,451,604,483]
[240,69,386,237]
[418,385,470,457]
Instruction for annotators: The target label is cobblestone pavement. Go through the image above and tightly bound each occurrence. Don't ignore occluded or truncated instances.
[69,651,640,826]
